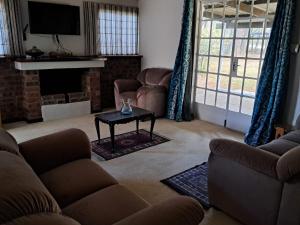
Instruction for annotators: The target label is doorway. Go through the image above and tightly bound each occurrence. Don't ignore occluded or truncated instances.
[193,0,277,132]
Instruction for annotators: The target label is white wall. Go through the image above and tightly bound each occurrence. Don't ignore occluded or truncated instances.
[139,0,184,69]
[21,0,138,55]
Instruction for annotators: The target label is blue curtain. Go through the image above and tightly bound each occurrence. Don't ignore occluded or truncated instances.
[166,0,195,121]
[245,0,296,146]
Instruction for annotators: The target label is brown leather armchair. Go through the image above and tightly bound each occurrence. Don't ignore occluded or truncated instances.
[208,117,300,225]
[114,68,172,117]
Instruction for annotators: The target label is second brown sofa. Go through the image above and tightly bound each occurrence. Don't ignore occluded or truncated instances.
[114,68,172,117]
[208,120,300,225]
[0,128,203,225]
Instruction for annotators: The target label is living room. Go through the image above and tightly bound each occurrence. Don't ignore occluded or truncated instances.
[1,0,300,225]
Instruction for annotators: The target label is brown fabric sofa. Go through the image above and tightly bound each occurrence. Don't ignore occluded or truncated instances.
[0,128,204,225]
[114,68,172,117]
[208,121,300,225]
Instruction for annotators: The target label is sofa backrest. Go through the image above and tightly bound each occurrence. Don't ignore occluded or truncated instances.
[137,68,173,88]
[0,151,61,224]
[0,128,21,156]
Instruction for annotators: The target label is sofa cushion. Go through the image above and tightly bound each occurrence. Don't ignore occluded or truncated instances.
[0,152,60,224]
[280,130,300,144]
[3,214,80,225]
[63,184,149,225]
[259,138,299,156]
[40,159,118,208]
[0,128,20,156]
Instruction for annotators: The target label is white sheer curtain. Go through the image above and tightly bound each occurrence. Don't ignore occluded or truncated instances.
[0,0,9,56]
[0,0,24,56]
[98,4,139,55]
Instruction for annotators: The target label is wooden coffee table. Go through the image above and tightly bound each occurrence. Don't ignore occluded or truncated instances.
[94,107,156,152]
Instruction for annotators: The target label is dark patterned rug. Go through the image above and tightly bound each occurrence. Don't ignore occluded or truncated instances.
[161,162,210,208]
[91,129,170,161]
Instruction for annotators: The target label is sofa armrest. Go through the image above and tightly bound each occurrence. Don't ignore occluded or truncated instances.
[114,79,142,94]
[113,196,203,225]
[210,139,279,178]
[277,146,300,181]
[19,129,91,175]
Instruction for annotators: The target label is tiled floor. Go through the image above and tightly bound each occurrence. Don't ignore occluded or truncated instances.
[5,115,243,225]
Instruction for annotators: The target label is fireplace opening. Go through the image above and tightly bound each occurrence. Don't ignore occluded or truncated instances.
[39,69,87,96]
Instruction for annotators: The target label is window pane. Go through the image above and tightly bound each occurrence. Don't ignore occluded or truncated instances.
[221,39,233,56]
[218,75,229,92]
[208,57,219,73]
[248,39,263,58]
[223,20,234,38]
[196,88,205,104]
[234,39,248,57]
[205,90,216,106]
[265,20,273,38]
[220,57,231,75]
[207,74,217,90]
[203,5,213,20]
[224,7,235,19]
[236,27,249,38]
[216,92,227,109]
[198,56,208,72]
[229,95,241,112]
[237,59,245,77]
[197,73,207,88]
[245,60,259,78]
[243,79,257,97]
[262,39,269,57]
[250,21,265,38]
[201,21,211,37]
[210,39,221,55]
[241,97,254,115]
[211,21,222,38]
[230,77,243,95]
[199,39,210,55]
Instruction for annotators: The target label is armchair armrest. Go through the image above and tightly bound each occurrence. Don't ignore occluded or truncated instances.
[19,129,91,175]
[114,79,142,94]
[210,139,279,178]
[277,146,300,181]
[113,196,203,225]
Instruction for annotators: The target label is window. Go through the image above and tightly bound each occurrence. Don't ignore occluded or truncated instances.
[0,0,8,55]
[98,4,139,55]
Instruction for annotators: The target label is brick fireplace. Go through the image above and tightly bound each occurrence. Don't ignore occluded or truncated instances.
[20,68,101,122]
[0,56,141,123]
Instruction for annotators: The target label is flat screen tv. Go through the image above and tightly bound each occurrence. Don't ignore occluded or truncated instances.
[28,1,80,35]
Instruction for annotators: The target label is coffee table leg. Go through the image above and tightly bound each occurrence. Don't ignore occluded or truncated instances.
[150,115,155,140]
[109,124,115,152]
[95,118,101,145]
[136,119,139,134]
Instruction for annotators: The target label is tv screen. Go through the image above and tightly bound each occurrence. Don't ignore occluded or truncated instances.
[28,1,80,35]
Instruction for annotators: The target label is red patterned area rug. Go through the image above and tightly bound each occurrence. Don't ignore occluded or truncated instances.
[91,129,170,160]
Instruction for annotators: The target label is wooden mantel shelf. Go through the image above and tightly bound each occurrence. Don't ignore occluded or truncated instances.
[14,57,107,71]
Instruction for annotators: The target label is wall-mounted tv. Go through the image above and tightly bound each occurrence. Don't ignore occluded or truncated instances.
[28,1,80,35]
